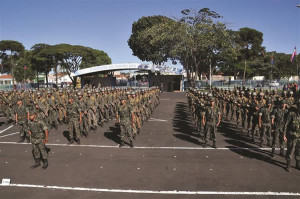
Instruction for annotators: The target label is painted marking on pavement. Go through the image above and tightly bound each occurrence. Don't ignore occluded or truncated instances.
[0,141,284,151]
[0,132,19,138]
[0,125,14,134]
[160,98,170,100]
[0,183,299,196]
[149,118,168,122]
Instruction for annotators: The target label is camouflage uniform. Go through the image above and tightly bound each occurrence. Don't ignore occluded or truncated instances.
[117,99,133,147]
[29,117,48,169]
[284,105,300,171]
[66,99,82,144]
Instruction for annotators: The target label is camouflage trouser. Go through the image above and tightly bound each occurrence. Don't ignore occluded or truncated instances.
[68,118,81,140]
[104,107,109,121]
[88,109,97,127]
[247,114,253,131]
[251,117,259,139]
[5,107,14,121]
[80,114,89,133]
[260,123,271,144]
[236,108,241,124]
[272,127,285,150]
[18,122,29,138]
[226,104,230,118]
[241,109,248,128]
[58,106,66,122]
[286,138,300,161]
[47,110,58,128]
[204,123,217,143]
[31,139,47,160]
[120,122,133,141]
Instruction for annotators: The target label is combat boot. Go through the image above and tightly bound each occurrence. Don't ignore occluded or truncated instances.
[76,138,80,145]
[31,159,41,169]
[280,148,284,157]
[130,140,134,148]
[68,139,74,145]
[26,137,30,143]
[119,141,124,147]
[213,141,217,149]
[271,148,275,158]
[42,159,48,170]
[286,160,291,172]
[296,160,300,170]
[203,141,207,148]
[18,136,25,143]
[259,140,263,147]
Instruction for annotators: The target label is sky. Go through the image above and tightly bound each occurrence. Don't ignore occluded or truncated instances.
[0,0,300,69]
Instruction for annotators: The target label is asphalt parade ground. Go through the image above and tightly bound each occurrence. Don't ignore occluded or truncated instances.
[0,92,299,199]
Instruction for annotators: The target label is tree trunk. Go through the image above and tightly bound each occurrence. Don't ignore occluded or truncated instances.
[36,70,39,89]
[55,60,58,87]
[45,72,49,87]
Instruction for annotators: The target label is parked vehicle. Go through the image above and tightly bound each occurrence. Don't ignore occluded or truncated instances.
[269,81,280,87]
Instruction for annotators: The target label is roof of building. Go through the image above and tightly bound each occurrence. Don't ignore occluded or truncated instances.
[0,75,13,79]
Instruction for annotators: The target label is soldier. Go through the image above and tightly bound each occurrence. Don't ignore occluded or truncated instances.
[57,90,67,124]
[28,110,49,170]
[86,90,97,131]
[202,94,221,148]
[271,100,288,158]
[66,95,82,145]
[16,98,29,143]
[116,96,134,148]
[45,90,58,129]
[77,92,88,136]
[283,101,300,172]
[258,99,273,147]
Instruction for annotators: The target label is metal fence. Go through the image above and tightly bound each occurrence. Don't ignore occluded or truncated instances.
[194,80,299,91]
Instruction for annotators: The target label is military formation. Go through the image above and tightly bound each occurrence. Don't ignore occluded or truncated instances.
[0,86,160,169]
[187,88,300,172]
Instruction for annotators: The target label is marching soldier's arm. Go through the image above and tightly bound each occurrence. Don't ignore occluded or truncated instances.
[79,111,82,124]
[217,113,221,126]
[15,113,18,123]
[44,129,49,144]
[202,114,205,126]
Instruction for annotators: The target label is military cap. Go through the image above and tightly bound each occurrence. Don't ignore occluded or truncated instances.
[266,99,272,105]
[120,96,126,100]
[95,89,100,93]
[252,92,257,96]
[289,91,293,95]
[283,91,287,94]
[87,90,92,94]
[259,92,264,96]
[207,93,213,97]
[240,91,244,94]
[77,92,83,96]
[131,91,136,95]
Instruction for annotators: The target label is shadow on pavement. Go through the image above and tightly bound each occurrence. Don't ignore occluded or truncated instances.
[172,102,204,145]
[220,120,286,170]
[104,126,121,144]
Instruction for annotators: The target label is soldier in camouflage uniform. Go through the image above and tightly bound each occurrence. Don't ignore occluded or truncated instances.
[202,94,221,148]
[283,101,300,172]
[258,99,273,147]
[57,90,67,124]
[45,90,58,129]
[16,98,29,143]
[66,95,82,145]
[116,97,134,148]
[86,90,97,131]
[28,110,49,170]
[271,100,288,158]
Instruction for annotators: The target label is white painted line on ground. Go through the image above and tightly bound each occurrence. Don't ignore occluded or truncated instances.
[0,125,14,134]
[160,98,170,100]
[149,118,168,122]
[0,183,299,196]
[0,141,284,151]
[0,132,19,138]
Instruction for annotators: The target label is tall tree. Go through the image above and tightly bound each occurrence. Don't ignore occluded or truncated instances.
[0,40,25,86]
